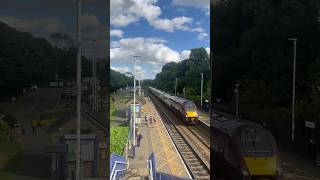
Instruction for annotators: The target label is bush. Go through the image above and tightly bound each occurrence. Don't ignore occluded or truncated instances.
[0,120,11,142]
[110,124,129,156]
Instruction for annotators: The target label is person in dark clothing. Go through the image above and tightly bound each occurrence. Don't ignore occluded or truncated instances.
[31,117,38,136]
[149,116,153,124]
[137,131,142,146]
[153,114,156,122]
[145,113,148,122]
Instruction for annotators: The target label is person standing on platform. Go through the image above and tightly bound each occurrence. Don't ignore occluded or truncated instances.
[31,116,38,136]
[145,113,148,123]
[153,113,156,123]
[137,131,142,147]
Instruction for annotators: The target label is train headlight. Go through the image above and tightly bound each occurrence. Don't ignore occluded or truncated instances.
[241,168,249,177]
[277,167,283,177]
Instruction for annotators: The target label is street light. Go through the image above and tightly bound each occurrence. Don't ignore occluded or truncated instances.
[288,38,297,144]
[200,73,204,107]
[133,55,140,147]
[175,77,177,96]
[234,82,240,117]
[75,0,82,179]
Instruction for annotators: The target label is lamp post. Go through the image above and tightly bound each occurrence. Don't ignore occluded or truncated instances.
[175,77,177,96]
[234,83,240,117]
[139,79,141,97]
[133,55,140,147]
[288,38,297,144]
[200,73,204,107]
[76,0,82,179]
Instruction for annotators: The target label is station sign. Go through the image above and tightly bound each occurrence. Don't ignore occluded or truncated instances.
[64,134,96,162]
[305,121,315,129]
[49,82,58,87]
[130,104,140,113]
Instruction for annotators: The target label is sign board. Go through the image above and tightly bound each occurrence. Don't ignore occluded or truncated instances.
[305,121,315,129]
[66,140,95,161]
[130,104,140,113]
[50,82,58,87]
[64,134,96,161]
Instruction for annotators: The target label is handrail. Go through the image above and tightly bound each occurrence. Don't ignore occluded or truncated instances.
[110,160,126,180]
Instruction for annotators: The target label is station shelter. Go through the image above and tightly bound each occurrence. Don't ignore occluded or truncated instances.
[125,97,145,158]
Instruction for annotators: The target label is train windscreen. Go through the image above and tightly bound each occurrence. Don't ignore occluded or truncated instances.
[241,126,274,156]
[184,101,197,111]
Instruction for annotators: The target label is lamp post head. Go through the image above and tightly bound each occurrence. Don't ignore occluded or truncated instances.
[288,38,297,41]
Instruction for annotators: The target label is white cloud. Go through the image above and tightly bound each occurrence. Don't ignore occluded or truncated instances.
[197,32,208,40]
[111,37,181,78]
[110,0,205,33]
[135,65,146,79]
[151,16,193,32]
[172,0,210,15]
[110,29,124,38]
[179,47,210,59]
[180,50,191,59]
[111,66,130,74]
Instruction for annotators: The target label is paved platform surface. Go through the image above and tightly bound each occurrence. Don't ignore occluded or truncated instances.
[198,110,210,125]
[143,96,191,179]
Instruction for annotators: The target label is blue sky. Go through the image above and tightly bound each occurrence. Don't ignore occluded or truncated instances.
[110,0,210,79]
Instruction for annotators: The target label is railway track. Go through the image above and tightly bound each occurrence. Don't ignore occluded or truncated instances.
[187,122,210,150]
[148,91,210,179]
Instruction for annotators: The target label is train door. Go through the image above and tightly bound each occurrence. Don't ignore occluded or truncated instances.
[223,137,241,179]
[212,129,227,176]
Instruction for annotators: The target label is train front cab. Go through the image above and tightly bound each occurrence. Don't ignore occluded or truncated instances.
[214,125,282,180]
[183,101,198,124]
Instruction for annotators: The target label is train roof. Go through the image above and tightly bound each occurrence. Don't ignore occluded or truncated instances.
[211,110,264,136]
[149,86,194,105]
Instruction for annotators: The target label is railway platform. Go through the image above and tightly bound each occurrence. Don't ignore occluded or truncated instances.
[127,96,192,179]
[198,110,210,125]
[144,96,191,178]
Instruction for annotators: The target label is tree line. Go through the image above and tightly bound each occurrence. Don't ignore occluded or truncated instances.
[144,47,211,106]
[212,0,320,146]
[0,21,107,98]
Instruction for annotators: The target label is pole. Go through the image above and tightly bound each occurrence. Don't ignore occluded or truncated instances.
[235,83,239,117]
[200,73,203,107]
[139,79,141,97]
[76,0,81,179]
[289,38,297,144]
[175,78,177,96]
[95,60,98,111]
[92,59,94,109]
[133,58,136,146]
[93,59,97,110]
